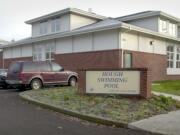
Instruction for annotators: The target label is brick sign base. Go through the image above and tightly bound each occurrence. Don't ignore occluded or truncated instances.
[78,68,152,99]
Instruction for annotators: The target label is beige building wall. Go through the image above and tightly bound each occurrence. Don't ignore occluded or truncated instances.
[70,14,97,30]
[120,32,167,55]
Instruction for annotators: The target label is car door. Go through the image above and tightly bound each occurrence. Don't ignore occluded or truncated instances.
[51,62,67,83]
[40,62,55,83]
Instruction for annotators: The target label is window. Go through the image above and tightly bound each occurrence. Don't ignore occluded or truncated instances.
[45,45,55,61]
[176,47,180,68]
[51,62,63,72]
[9,63,21,73]
[51,18,60,33]
[40,21,48,35]
[169,23,176,36]
[159,19,177,37]
[159,20,168,33]
[33,46,43,61]
[167,46,174,68]
[124,53,132,68]
[23,62,39,72]
[40,63,51,72]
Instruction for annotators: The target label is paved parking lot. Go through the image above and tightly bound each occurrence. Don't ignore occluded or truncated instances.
[0,89,157,135]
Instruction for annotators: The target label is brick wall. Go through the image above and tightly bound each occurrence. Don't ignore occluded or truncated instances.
[2,49,180,81]
[124,50,180,81]
[124,50,167,81]
[54,49,121,71]
[4,57,33,68]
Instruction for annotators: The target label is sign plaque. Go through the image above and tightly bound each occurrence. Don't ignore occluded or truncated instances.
[86,71,140,94]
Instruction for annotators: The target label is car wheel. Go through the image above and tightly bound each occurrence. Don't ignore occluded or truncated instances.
[69,77,77,87]
[31,79,42,90]
[18,85,26,91]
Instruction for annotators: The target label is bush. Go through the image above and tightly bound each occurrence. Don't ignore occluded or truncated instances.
[64,95,70,101]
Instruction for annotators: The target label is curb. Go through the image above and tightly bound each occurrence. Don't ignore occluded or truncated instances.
[19,92,128,128]
[128,124,165,135]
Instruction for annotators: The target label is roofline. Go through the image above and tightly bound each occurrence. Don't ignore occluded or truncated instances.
[25,8,106,24]
[2,22,180,49]
[116,11,180,23]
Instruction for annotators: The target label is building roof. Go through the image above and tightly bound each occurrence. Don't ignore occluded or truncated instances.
[25,8,106,24]
[0,39,9,45]
[116,11,180,23]
[2,18,180,49]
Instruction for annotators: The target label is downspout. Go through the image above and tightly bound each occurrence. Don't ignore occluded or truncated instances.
[121,25,132,68]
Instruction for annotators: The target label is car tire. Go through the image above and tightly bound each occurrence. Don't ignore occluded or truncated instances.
[69,77,77,87]
[30,79,42,90]
[18,85,26,91]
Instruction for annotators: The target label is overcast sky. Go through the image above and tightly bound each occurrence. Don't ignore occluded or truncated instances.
[0,0,180,41]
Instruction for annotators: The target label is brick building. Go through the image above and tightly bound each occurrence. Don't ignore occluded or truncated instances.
[1,8,180,81]
[0,39,9,68]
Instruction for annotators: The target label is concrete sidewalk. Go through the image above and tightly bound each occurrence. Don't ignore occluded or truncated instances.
[153,91,180,102]
[129,92,180,135]
[129,110,180,135]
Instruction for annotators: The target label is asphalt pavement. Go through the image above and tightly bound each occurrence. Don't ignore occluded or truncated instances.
[0,89,157,135]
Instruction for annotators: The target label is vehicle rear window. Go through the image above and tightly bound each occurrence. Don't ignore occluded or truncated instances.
[23,62,39,72]
[9,63,21,73]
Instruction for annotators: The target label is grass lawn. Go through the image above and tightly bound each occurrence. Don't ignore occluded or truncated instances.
[22,86,180,123]
[152,80,180,96]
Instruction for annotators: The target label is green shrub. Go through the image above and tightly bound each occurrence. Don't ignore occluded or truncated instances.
[64,95,70,101]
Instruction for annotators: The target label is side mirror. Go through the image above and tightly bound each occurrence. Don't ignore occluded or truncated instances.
[60,68,64,71]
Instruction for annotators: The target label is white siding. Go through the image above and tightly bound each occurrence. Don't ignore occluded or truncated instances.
[31,14,70,37]
[3,48,12,59]
[60,14,70,32]
[139,36,154,53]
[73,34,93,52]
[121,32,167,55]
[55,37,73,54]
[70,14,97,30]
[178,26,180,38]
[32,23,40,37]
[55,29,119,54]
[4,45,33,59]
[153,39,166,55]
[121,33,138,51]
[12,47,21,58]
[22,45,33,57]
[94,30,119,51]
[126,16,159,32]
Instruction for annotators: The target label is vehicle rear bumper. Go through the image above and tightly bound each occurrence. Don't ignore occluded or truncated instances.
[6,80,23,85]
[0,81,6,86]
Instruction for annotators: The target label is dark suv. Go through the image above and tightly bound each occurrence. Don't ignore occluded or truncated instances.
[0,69,8,89]
[6,61,78,90]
